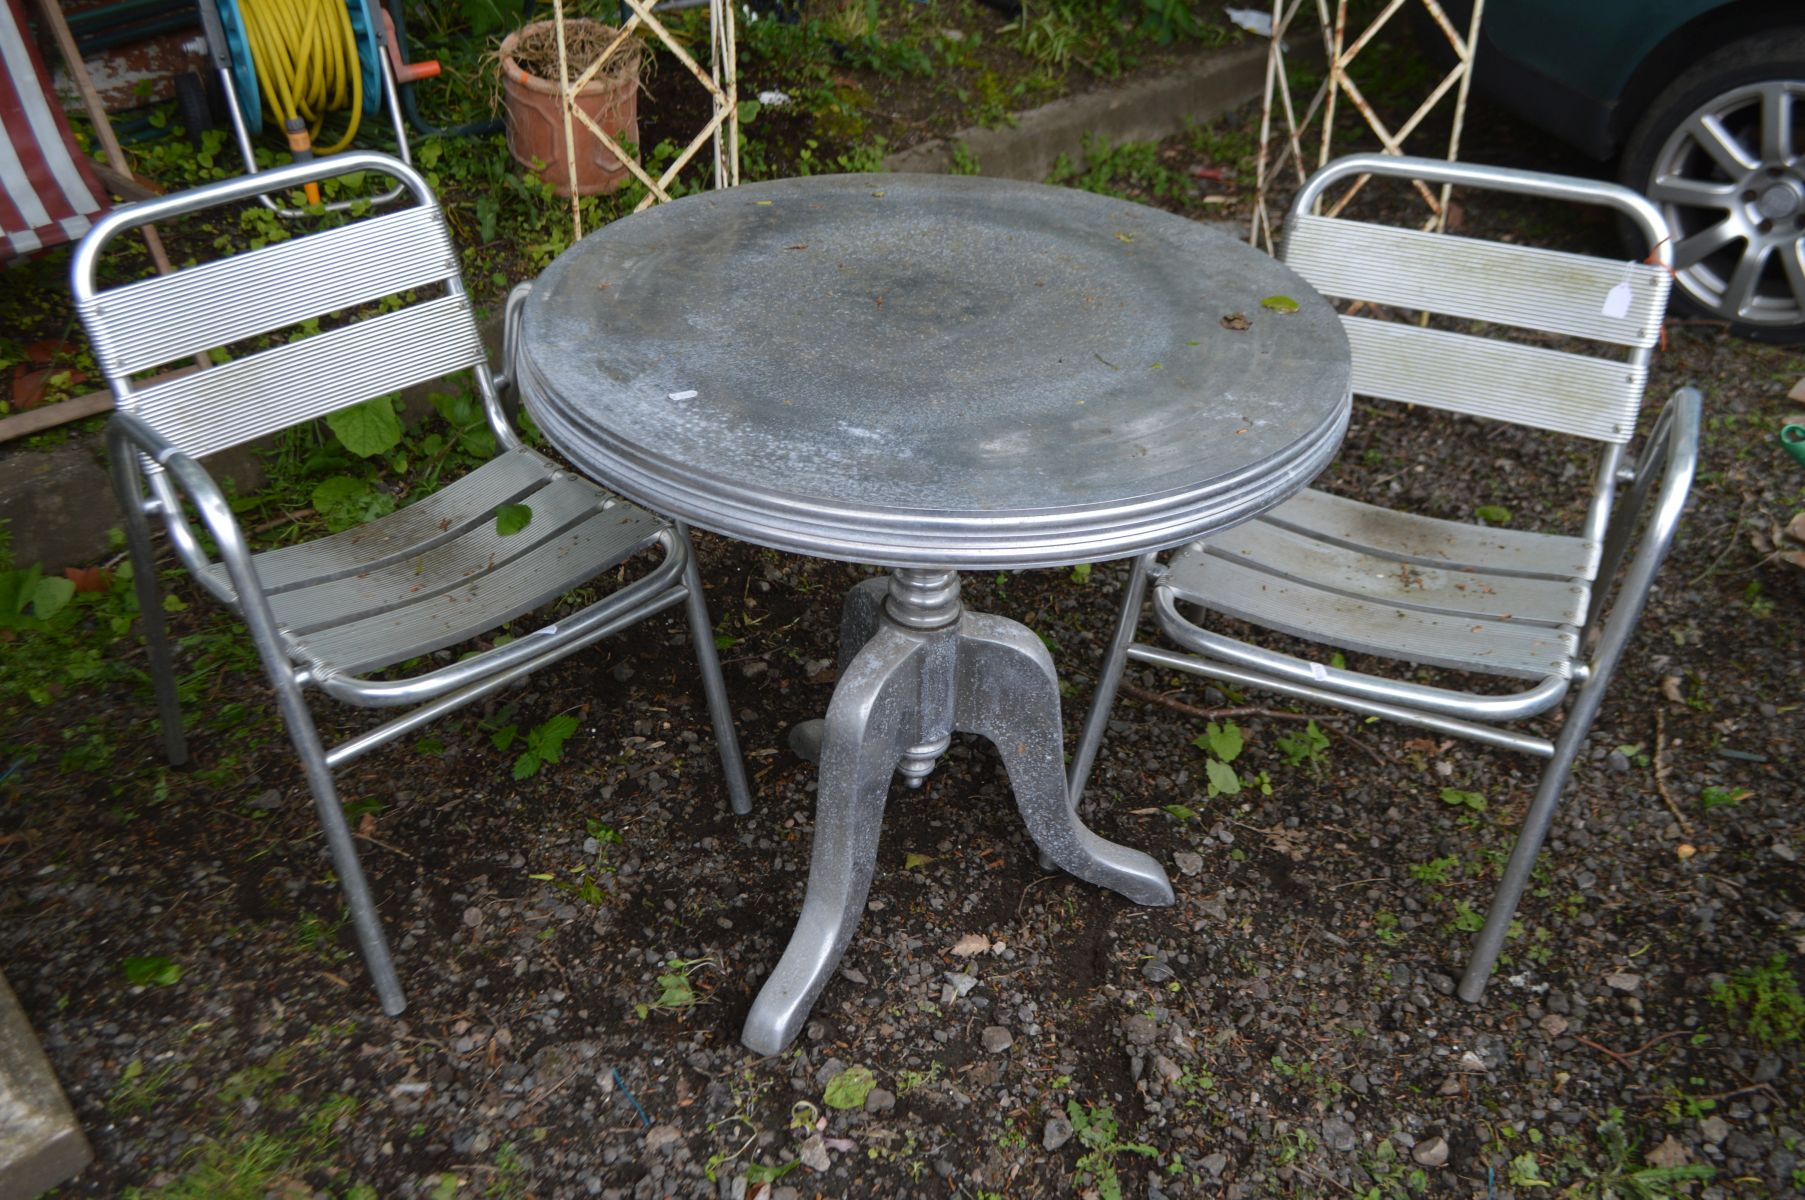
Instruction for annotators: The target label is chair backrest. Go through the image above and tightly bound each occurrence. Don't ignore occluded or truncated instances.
[70,151,486,470]
[2,0,110,259]
[1281,154,1673,446]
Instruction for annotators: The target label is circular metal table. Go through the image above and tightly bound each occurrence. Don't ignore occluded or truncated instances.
[517,173,1351,1054]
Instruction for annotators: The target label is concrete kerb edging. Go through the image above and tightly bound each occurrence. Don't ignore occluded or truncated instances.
[0,971,92,1200]
[3,42,1272,572]
[884,40,1269,181]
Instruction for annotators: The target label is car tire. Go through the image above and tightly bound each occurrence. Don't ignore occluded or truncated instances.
[1619,30,1805,342]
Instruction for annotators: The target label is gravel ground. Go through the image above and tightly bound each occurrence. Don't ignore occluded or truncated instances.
[4,86,1804,1200]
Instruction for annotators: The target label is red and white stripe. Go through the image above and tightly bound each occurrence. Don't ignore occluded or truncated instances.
[2,0,108,260]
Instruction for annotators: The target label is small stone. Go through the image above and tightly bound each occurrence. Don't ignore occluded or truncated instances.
[942,972,979,1002]
[644,1124,683,1153]
[1699,1116,1730,1145]
[1605,972,1642,992]
[1173,851,1204,877]
[1457,1050,1487,1073]
[1200,1152,1229,1178]
[1152,1055,1183,1083]
[248,789,283,810]
[1122,1015,1158,1046]
[1043,1115,1074,1151]
[798,1134,831,1172]
[1538,1013,1570,1037]
[462,907,484,928]
[865,1088,896,1114]
[981,1025,1014,1053]
[1142,960,1176,984]
[1321,1117,1356,1152]
[1725,1131,1760,1161]
[1413,1136,1449,1168]
[1774,842,1799,863]
[812,1058,849,1091]
[1607,750,1631,773]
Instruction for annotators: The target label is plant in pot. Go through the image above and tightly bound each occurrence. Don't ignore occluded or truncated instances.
[498,18,642,196]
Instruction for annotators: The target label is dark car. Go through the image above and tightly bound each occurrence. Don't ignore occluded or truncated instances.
[1453,0,1805,340]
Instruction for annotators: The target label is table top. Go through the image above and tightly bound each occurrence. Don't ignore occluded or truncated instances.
[517,173,1350,568]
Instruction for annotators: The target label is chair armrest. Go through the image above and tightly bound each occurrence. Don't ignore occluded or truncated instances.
[1583,386,1703,660]
[480,281,536,453]
[107,412,303,693]
[106,413,256,606]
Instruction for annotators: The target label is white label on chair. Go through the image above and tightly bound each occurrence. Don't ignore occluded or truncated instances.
[1309,661,1328,681]
[1601,261,1635,319]
[669,389,698,401]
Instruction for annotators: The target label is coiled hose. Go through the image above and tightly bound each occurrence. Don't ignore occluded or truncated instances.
[237,0,364,160]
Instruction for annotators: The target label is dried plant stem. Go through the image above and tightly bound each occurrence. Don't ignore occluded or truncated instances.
[552,0,581,241]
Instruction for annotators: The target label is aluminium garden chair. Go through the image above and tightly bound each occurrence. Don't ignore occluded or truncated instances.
[1068,153,1700,1002]
[72,151,751,1017]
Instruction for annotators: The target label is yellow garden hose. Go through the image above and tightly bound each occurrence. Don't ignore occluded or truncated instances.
[237,0,364,160]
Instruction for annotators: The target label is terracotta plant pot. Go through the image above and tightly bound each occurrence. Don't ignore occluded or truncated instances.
[498,20,639,197]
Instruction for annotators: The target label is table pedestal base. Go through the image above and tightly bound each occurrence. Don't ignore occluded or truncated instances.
[741,569,1174,1056]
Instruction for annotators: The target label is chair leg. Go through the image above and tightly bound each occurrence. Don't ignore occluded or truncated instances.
[108,453,188,767]
[278,689,408,1016]
[674,522,753,817]
[1457,752,1575,1001]
[1068,553,1156,805]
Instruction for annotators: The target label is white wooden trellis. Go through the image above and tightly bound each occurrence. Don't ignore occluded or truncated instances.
[1250,0,1485,251]
[550,0,738,240]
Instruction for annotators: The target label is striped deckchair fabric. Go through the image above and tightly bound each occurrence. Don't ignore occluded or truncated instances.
[1,0,110,260]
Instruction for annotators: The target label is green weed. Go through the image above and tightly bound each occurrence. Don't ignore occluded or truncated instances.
[1274,719,1331,771]
[1066,1100,1158,1200]
[635,957,714,1019]
[1712,955,1805,1047]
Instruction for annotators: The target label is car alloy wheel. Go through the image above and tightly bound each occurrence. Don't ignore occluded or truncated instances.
[1643,78,1805,335]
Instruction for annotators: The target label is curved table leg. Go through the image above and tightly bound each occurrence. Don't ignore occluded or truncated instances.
[743,627,924,1055]
[955,614,1175,908]
[787,575,893,765]
[838,575,893,669]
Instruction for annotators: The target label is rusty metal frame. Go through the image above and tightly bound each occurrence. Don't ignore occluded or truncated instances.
[550,0,737,239]
[1251,0,1484,250]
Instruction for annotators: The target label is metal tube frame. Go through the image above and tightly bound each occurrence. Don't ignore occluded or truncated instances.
[82,152,756,1015]
[1071,152,1700,1004]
